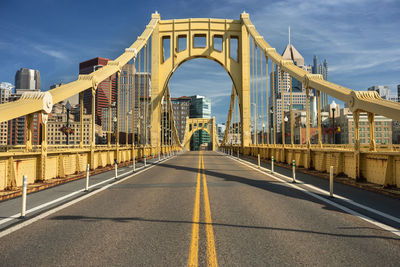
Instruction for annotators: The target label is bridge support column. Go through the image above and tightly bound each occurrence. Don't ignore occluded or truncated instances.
[317,91,323,148]
[150,13,161,148]
[25,113,33,152]
[305,88,311,168]
[6,157,16,190]
[212,117,216,151]
[38,113,48,181]
[353,110,360,179]
[368,112,376,152]
[115,71,120,163]
[89,87,96,169]
[240,13,251,147]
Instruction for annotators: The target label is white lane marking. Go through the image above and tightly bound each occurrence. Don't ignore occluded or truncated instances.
[0,155,177,230]
[219,152,400,237]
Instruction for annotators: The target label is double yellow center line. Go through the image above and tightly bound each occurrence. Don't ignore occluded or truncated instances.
[188,151,218,267]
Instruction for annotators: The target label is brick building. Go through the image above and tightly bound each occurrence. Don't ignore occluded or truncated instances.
[80,57,117,127]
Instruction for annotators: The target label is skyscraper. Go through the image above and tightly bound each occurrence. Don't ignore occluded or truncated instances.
[118,64,136,134]
[368,85,390,99]
[15,68,40,90]
[189,95,211,118]
[0,82,13,145]
[312,55,329,111]
[397,85,400,103]
[171,96,191,142]
[80,57,117,126]
[272,41,313,133]
[8,68,41,145]
[189,95,212,150]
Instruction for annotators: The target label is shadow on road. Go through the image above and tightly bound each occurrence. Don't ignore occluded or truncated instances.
[155,153,345,215]
[50,214,399,241]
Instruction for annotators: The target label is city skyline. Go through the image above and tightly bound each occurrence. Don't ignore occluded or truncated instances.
[0,0,399,123]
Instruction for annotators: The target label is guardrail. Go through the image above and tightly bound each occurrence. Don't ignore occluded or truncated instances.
[222,144,400,188]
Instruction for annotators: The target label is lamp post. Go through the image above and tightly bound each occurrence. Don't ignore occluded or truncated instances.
[284,116,288,145]
[147,125,151,146]
[270,107,274,144]
[136,125,140,146]
[331,101,337,144]
[139,115,143,147]
[262,123,265,145]
[65,101,71,145]
[113,116,117,144]
[127,110,132,145]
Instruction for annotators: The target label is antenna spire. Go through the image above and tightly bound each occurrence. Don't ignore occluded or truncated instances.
[288,26,291,46]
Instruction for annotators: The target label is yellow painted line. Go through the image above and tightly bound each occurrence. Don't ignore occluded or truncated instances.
[201,153,218,267]
[188,151,202,267]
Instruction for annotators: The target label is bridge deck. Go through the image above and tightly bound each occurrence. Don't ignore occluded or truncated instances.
[0,151,399,265]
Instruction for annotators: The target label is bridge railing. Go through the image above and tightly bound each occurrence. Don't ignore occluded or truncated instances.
[0,144,181,190]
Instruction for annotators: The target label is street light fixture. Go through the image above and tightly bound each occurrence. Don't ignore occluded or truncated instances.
[65,101,71,145]
[113,117,117,143]
[270,107,274,144]
[331,100,337,144]
[262,123,265,145]
[284,116,288,144]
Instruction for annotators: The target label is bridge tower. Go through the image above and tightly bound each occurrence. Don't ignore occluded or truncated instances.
[150,13,251,148]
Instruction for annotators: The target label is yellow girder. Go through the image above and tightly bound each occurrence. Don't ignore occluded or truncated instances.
[0,13,160,123]
[241,13,400,121]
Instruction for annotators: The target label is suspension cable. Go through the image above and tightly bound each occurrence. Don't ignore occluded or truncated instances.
[280,70,285,145]
[289,74,293,146]
[146,40,150,146]
[132,57,136,147]
[144,42,148,146]
[260,46,263,145]
[116,71,120,147]
[272,62,276,145]
[125,64,129,145]
[137,48,141,146]
[266,55,269,145]
[108,71,112,146]
[255,43,258,145]
[236,93,239,145]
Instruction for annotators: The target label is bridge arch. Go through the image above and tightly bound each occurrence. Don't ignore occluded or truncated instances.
[163,55,240,101]
[182,117,218,151]
[151,15,251,148]
[187,128,212,151]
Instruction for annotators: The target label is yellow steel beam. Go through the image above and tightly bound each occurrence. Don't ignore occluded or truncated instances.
[0,13,160,123]
[241,13,400,121]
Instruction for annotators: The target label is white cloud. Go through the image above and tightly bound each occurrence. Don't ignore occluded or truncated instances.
[32,44,68,60]
[245,0,400,91]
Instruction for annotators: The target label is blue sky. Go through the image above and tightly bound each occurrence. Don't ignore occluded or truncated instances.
[1,0,399,123]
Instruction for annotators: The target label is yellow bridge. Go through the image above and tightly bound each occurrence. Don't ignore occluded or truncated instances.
[1,12,400,191]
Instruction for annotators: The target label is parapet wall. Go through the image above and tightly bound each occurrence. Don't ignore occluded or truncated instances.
[224,145,400,188]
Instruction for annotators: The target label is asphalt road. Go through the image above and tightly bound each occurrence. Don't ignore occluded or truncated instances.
[0,151,399,266]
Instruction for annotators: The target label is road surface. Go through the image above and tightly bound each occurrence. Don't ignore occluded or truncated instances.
[0,151,399,266]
